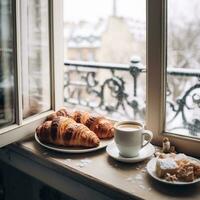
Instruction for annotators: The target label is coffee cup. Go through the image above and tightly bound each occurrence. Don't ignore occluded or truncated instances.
[114,121,153,157]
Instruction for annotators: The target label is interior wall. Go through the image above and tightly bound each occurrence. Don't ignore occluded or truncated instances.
[0,161,75,200]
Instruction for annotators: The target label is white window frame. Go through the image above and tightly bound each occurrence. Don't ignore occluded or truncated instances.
[147,0,200,157]
[0,0,63,147]
[0,0,199,156]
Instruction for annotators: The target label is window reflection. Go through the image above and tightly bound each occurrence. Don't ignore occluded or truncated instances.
[0,0,16,128]
[21,0,51,118]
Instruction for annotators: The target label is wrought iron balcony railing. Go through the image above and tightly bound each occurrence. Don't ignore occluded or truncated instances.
[64,59,200,136]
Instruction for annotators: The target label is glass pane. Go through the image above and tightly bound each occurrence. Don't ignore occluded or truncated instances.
[0,0,16,128]
[166,0,200,138]
[21,0,51,118]
[63,0,146,121]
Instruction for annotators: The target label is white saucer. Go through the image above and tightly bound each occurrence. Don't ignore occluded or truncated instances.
[106,142,155,163]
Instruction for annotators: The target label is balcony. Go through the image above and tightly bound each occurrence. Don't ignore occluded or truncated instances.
[64,59,200,137]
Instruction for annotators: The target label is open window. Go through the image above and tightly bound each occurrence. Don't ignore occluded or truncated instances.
[0,0,199,157]
[0,0,63,147]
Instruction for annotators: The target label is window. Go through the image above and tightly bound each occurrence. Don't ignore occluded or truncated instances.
[64,0,199,155]
[147,0,200,156]
[0,0,63,147]
[63,0,200,156]
[0,0,16,128]
[20,0,51,118]
[166,0,200,139]
[0,0,199,156]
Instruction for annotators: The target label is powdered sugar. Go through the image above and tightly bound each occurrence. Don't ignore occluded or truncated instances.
[76,158,92,168]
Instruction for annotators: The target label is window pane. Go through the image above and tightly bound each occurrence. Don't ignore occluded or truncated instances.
[21,0,51,118]
[63,0,146,121]
[0,0,16,128]
[166,0,200,138]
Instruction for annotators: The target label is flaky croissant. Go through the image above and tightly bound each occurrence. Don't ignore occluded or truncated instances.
[36,116,100,148]
[72,111,114,139]
[50,108,114,139]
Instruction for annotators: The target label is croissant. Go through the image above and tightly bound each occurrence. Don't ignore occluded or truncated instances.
[51,108,114,139]
[73,111,114,139]
[36,116,100,148]
[45,108,71,121]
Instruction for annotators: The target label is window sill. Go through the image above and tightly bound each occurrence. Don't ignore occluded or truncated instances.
[0,137,200,200]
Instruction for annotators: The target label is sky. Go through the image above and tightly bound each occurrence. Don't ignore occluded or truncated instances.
[63,0,146,23]
[63,0,200,23]
[168,0,200,22]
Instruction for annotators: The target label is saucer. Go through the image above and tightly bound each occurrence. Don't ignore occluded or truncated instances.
[106,142,155,163]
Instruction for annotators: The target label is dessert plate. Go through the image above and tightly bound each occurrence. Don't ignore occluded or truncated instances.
[147,157,200,185]
[35,132,113,153]
[106,142,155,163]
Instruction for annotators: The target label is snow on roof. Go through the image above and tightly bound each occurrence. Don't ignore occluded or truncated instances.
[68,40,101,48]
[66,17,145,48]
[67,20,106,48]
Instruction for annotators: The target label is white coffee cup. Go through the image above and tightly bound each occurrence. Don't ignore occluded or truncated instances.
[114,121,153,157]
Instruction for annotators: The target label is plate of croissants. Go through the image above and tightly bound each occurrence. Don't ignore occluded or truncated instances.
[35,108,114,153]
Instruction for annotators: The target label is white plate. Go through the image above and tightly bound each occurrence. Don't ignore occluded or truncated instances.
[106,142,155,163]
[147,157,200,185]
[35,133,113,153]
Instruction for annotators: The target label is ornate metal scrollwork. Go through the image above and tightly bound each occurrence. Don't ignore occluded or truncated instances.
[166,80,200,136]
[64,61,200,136]
[64,61,145,120]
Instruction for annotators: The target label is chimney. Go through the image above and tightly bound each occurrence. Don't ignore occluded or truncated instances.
[113,0,117,17]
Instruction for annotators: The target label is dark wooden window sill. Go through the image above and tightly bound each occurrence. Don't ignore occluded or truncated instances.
[0,136,199,200]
